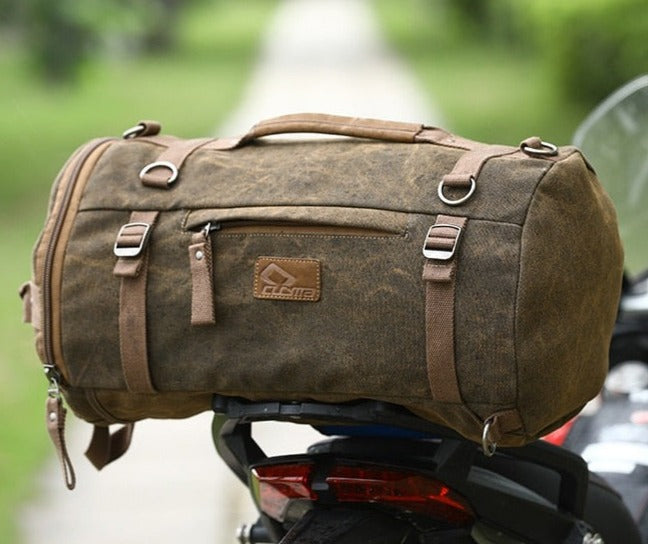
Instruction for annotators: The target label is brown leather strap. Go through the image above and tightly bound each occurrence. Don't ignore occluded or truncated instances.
[140,138,216,188]
[202,113,482,152]
[189,229,215,325]
[422,215,467,403]
[85,423,135,470]
[46,396,76,489]
[414,126,479,150]
[439,145,518,206]
[123,120,162,139]
[243,113,425,144]
[113,211,159,393]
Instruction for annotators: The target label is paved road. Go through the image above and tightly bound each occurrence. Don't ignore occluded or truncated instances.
[19,1,439,543]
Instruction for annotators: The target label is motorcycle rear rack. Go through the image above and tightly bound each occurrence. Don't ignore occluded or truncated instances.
[211,395,589,524]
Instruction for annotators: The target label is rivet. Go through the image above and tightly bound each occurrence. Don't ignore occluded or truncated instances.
[48,412,57,422]
[195,250,204,261]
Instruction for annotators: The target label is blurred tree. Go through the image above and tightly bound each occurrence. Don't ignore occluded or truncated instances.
[141,0,183,52]
[27,0,95,81]
[436,0,648,106]
[2,0,201,82]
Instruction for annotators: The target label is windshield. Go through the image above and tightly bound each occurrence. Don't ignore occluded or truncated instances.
[573,75,648,277]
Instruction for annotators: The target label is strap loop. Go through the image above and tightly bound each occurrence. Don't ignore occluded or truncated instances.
[439,144,518,206]
[122,120,161,139]
[85,424,135,470]
[139,138,215,189]
[114,211,159,393]
[422,215,467,404]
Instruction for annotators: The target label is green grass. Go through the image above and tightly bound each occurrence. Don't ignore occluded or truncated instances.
[0,1,275,541]
[373,0,590,147]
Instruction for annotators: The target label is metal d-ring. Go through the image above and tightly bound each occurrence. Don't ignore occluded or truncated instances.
[122,123,146,139]
[438,176,476,206]
[482,417,498,457]
[521,140,558,157]
[139,161,179,186]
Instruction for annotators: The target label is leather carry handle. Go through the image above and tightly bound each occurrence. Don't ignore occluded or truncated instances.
[239,113,426,145]
[204,113,478,152]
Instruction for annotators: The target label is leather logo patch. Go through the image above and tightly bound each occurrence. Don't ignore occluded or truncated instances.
[254,257,321,302]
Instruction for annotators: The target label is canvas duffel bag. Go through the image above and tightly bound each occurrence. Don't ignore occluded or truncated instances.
[21,113,623,487]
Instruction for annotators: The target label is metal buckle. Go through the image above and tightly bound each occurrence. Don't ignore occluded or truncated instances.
[139,161,179,186]
[114,222,152,258]
[437,176,476,206]
[422,224,462,260]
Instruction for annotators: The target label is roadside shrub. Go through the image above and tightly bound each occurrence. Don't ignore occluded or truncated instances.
[447,0,647,105]
[518,0,648,104]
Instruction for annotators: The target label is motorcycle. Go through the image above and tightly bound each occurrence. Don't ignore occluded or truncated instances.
[211,77,648,544]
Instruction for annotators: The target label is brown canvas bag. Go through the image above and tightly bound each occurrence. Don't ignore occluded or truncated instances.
[21,114,623,487]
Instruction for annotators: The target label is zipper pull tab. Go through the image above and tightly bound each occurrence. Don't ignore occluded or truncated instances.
[45,371,76,490]
[189,223,215,326]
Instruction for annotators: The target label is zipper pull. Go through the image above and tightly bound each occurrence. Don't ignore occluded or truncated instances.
[45,367,76,490]
[189,223,216,325]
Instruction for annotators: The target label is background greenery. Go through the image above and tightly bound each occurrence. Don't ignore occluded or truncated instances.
[2,0,645,541]
[0,1,274,541]
[373,0,647,146]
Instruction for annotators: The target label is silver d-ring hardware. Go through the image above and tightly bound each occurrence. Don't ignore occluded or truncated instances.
[438,176,476,206]
[482,417,498,457]
[521,140,558,157]
[122,123,146,139]
[139,161,179,186]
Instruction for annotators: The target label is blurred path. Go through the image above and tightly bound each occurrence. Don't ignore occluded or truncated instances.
[219,0,440,133]
[19,1,440,543]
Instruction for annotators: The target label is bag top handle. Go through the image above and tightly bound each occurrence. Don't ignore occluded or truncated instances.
[240,113,425,144]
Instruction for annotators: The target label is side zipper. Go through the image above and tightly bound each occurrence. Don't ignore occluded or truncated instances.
[40,137,114,489]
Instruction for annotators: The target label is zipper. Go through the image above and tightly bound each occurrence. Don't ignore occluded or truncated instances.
[197,221,398,237]
[186,211,408,326]
[42,138,114,381]
[184,206,410,238]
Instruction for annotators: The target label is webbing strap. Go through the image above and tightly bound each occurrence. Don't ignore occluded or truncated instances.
[113,210,159,393]
[85,423,135,470]
[439,145,519,206]
[139,138,216,188]
[422,215,467,403]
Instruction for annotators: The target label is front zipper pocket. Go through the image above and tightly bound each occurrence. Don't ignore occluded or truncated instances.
[184,206,409,237]
[184,206,410,325]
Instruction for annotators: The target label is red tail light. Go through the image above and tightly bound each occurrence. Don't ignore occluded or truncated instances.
[327,465,474,525]
[251,463,316,522]
[252,462,474,526]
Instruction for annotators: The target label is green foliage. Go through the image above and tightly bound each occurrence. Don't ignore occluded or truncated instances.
[373,0,587,146]
[524,0,648,103]
[425,0,648,106]
[374,0,645,144]
[7,0,196,81]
